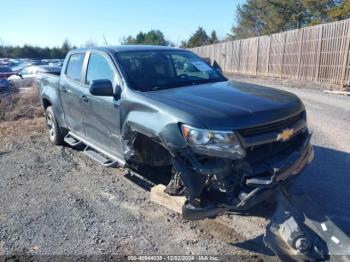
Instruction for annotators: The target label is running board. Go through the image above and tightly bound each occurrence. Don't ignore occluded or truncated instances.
[64,134,83,147]
[65,132,126,167]
[84,146,118,167]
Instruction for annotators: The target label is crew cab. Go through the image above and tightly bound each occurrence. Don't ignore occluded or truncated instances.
[38,45,313,220]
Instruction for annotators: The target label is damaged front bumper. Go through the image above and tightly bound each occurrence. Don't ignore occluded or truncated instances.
[264,186,350,261]
[175,131,314,221]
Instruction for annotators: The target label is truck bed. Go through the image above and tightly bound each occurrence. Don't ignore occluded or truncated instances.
[37,72,60,89]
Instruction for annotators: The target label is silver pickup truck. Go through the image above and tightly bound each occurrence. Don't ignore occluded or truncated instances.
[37,45,342,260]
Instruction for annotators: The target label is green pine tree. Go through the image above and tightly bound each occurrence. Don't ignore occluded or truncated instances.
[185,27,210,48]
[229,0,337,40]
[122,30,170,46]
[329,0,350,20]
[209,30,219,44]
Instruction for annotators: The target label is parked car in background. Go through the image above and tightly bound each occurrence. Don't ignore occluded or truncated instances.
[48,59,64,67]
[0,59,21,68]
[0,66,15,91]
[11,60,48,73]
[8,59,22,66]
[8,65,61,89]
[50,61,64,67]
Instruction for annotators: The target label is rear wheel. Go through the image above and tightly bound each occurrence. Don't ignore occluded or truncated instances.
[45,106,65,145]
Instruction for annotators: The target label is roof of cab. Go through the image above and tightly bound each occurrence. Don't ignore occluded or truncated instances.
[71,45,184,54]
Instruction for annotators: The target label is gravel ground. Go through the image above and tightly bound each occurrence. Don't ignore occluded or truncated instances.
[0,76,349,260]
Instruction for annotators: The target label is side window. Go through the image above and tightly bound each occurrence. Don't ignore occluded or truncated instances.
[66,53,85,82]
[86,53,114,85]
[172,54,186,74]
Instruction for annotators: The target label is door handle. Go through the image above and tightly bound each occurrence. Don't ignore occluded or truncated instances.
[80,94,88,102]
[60,87,71,93]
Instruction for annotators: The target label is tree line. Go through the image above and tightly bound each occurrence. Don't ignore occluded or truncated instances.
[0,40,74,59]
[123,0,350,47]
[229,0,350,40]
[121,28,219,48]
[1,0,350,58]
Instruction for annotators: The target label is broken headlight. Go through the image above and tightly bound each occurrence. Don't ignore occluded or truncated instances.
[181,124,246,159]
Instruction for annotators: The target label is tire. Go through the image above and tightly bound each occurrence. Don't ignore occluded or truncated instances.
[45,106,65,145]
[8,81,16,90]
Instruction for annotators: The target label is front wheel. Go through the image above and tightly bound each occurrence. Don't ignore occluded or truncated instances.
[45,106,65,145]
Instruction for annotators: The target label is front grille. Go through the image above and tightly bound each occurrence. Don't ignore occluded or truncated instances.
[239,112,303,136]
[245,131,306,165]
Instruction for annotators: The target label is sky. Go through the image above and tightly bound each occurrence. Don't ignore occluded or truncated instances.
[0,0,245,48]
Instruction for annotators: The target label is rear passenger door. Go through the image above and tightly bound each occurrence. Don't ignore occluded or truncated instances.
[59,53,89,136]
[83,51,123,158]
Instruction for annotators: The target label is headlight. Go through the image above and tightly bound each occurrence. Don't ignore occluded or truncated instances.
[181,124,246,159]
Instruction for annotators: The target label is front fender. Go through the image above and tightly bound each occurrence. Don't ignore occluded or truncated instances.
[121,109,187,154]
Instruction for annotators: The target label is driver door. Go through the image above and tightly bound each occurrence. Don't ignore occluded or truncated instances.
[83,51,123,159]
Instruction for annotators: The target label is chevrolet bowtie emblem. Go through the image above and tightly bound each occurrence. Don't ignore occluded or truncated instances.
[277,128,294,141]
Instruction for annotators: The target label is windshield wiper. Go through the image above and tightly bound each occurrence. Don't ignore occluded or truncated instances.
[148,78,226,91]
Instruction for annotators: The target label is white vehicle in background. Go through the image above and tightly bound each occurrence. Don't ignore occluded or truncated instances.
[7,65,61,89]
[11,60,48,73]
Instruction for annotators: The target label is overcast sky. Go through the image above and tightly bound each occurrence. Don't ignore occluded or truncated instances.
[0,0,245,47]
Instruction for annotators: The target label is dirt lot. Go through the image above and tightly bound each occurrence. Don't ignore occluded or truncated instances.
[0,89,271,260]
[0,76,349,260]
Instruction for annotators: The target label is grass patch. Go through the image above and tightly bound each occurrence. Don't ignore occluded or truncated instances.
[0,88,43,122]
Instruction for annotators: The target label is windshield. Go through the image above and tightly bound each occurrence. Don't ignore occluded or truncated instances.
[115,50,226,91]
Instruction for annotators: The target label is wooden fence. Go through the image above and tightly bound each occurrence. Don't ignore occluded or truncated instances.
[190,19,350,88]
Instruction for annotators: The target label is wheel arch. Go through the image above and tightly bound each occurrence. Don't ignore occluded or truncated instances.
[42,97,52,111]
[41,95,68,131]
[128,132,173,166]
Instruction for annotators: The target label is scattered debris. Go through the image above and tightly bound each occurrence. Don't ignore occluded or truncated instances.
[324,90,350,96]
[150,184,186,214]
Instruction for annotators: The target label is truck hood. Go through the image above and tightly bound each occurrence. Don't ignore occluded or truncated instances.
[144,80,304,130]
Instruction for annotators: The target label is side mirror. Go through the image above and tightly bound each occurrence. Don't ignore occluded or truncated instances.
[212,61,223,75]
[89,80,113,96]
[17,73,23,78]
[114,85,122,100]
[214,67,222,74]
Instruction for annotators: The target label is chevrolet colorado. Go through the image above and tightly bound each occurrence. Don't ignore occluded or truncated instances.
[38,45,313,220]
